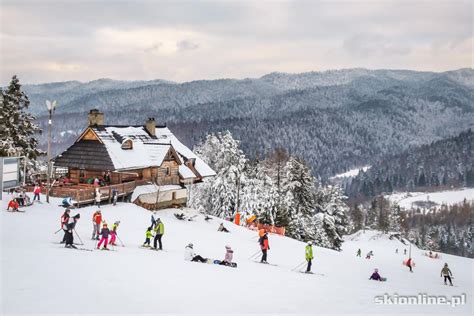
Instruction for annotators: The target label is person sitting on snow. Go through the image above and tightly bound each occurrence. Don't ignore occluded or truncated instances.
[184,243,208,263]
[7,199,19,211]
[219,245,234,266]
[369,268,384,281]
[217,223,229,233]
[366,250,374,259]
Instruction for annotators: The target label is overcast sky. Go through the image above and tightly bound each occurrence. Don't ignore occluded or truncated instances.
[1,0,472,84]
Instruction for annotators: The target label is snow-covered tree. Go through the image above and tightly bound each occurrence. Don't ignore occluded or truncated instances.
[0,76,42,159]
[388,204,401,232]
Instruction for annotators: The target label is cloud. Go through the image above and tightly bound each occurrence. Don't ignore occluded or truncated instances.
[0,0,472,84]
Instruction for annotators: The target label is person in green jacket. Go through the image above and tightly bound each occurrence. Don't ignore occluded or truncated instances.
[305,241,314,273]
[143,227,153,247]
[153,218,164,250]
[356,248,361,257]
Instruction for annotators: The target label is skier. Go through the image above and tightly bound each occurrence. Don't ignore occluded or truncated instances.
[112,189,118,206]
[6,199,19,211]
[369,268,384,281]
[219,245,234,266]
[406,257,413,272]
[62,197,73,208]
[109,221,120,246]
[64,214,80,248]
[305,241,314,273]
[404,249,407,255]
[356,248,361,257]
[184,243,208,263]
[60,209,71,244]
[92,210,102,240]
[153,218,164,250]
[259,232,270,263]
[97,223,110,250]
[440,263,453,286]
[217,223,229,233]
[150,212,157,229]
[33,185,41,201]
[366,250,374,259]
[143,227,153,247]
[395,248,398,254]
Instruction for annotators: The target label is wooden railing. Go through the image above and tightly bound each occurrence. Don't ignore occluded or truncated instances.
[50,179,149,207]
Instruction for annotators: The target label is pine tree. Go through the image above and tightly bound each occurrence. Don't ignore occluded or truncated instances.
[388,204,401,232]
[0,76,42,159]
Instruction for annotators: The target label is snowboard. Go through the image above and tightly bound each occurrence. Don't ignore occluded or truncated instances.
[208,259,237,268]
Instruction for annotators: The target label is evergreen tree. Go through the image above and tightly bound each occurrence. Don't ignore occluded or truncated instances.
[0,76,42,159]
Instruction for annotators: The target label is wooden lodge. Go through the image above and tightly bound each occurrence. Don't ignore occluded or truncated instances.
[52,109,215,208]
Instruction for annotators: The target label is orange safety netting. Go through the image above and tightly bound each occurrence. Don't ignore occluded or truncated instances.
[248,222,286,236]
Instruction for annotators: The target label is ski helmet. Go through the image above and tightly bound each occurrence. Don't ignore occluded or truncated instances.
[307,241,312,245]
[188,243,193,248]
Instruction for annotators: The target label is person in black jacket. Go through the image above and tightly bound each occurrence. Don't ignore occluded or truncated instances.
[64,214,80,248]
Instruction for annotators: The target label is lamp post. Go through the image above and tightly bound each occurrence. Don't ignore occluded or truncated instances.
[45,100,57,203]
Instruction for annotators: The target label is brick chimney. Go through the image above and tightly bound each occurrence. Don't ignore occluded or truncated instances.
[88,109,104,126]
[145,117,156,136]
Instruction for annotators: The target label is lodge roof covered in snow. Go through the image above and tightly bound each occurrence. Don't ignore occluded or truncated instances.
[54,112,215,180]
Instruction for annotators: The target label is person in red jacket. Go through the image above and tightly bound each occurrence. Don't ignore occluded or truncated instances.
[407,257,413,273]
[7,199,19,211]
[92,210,102,240]
[258,232,270,263]
[60,209,71,244]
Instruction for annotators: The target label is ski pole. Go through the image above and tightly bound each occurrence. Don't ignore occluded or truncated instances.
[116,235,125,247]
[73,229,84,245]
[248,250,261,260]
[291,261,307,271]
[54,228,63,234]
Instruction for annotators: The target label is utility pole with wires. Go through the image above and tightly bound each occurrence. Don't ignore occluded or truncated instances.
[45,100,57,203]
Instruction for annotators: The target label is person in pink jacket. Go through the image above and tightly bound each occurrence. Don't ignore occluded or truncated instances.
[219,245,233,266]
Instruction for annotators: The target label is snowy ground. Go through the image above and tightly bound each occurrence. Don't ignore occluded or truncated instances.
[386,188,474,209]
[329,166,371,180]
[1,196,472,315]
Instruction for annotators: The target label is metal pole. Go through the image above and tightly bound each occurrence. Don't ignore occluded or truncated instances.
[46,110,52,203]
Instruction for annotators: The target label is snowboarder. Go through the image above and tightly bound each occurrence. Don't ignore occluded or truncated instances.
[109,221,120,246]
[366,250,374,259]
[356,248,361,257]
[369,268,384,281]
[64,213,80,248]
[217,223,229,233]
[62,197,73,208]
[60,209,71,243]
[17,190,25,206]
[6,199,19,211]
[92,210,102,240]
[33,185,41,201]
[184,243,208,263]
[97,223,110,250]
[259,232,270,263]
[440,263,453,286]
[153,218,164,250]
[406,257,413,272]
[143,227,153,247]
[219,245,234,266]
[305,241,314,273]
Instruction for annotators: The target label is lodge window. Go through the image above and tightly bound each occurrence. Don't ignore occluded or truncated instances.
[121,139,133,150]
[166,167,171,176]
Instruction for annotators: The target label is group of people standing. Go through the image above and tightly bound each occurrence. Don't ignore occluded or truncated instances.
[142,213,164,250]
[60,209,81,248]
[91,209,120,250]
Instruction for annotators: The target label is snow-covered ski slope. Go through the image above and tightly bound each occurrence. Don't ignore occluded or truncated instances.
[1,197,472,315]
[386,188,474,209]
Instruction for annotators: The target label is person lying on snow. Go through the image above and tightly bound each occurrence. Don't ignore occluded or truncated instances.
[219,245,234,265]
[217,223,229,233]
[184,243,208,263]
[369,268,384,281]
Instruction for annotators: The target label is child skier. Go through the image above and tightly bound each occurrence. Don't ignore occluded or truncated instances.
[369,268,384,281]
[305,241,314,273]
[184,243,208,263]
[109,221,120,246]
[406,257,413,272]
[219,245,234,266]
[6,199,19,211]
[33,185,41,201]
[143,227,153,247]
[259,232,270,263]
[356,248,361,257]
[440,263,453,286]
[97,223,110,250]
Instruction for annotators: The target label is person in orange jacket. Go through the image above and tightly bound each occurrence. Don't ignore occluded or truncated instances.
[258,232,270,263]
[7,199,19,211]
[92,210,102,240]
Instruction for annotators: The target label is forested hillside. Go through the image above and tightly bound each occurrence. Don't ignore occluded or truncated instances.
[23,68,474,179]
[345,129,474,201]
